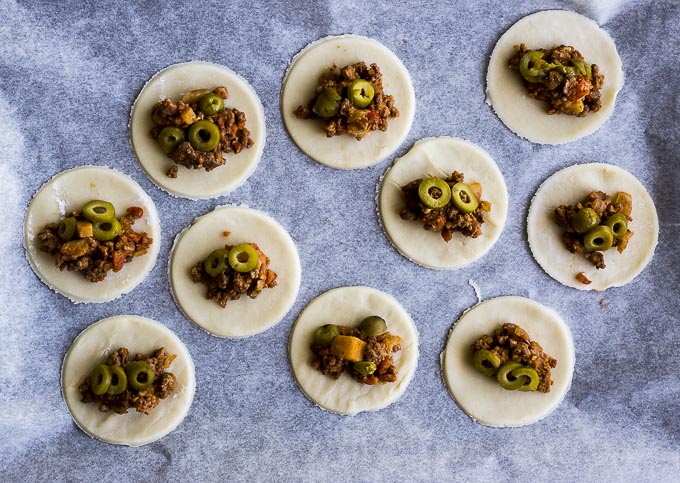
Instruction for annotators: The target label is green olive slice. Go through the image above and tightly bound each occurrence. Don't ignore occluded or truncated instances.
[228,243,259,273]
[92,219,122,242]
[314,324,339,347]
[106,365,128,395]
[187,120,220,152]
[569,58,591,79]
[472,349,501,377]
[91,364,111,396]
[519,51,550,82]
[58,216,77,241]
[551,64,577,77]
[82,200,116,223]
[126,361,155,391]
[605,213,628,239]
[203,248,229,277]
[158,126,186,154]
[353,361,377,375]
[347,79,375,108]
[511,366,540,392]
[451,183,479,213]
[496,361,528,390]
[312,88,341,118]
[199,92,224,116]
[584,225,614,252]
[418,177,451,209]
[572,207,600,234]
[359,316,387,337]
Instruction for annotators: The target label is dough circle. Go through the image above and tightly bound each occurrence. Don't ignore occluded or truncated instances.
[289,286,418,416]
[281,35,415,169]
[378,136,508,269]
[170,206,301,338]
[528,163,658,291]
[62,315,195,446]
[130,61,266,199]
[486,10,624,144]
[24,166,161,303]
[442,296,574,427]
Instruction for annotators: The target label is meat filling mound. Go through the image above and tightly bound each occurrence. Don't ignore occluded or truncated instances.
[509,43,605,116]
[37,207,152,283]
[79,347,177,415]
[294,61,399,140]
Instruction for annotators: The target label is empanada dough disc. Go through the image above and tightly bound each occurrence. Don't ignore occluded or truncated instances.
[24,166,161,303]
[62,315,195,446]
[486,10,624,144]
[442,296,574,427]
[378,136,508,269]
[170,206,301,338]
[130,61,265,199]
[289,286,418,416]
[528,163,658,291]
[281,35,415,169]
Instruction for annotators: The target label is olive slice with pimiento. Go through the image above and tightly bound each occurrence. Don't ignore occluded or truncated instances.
[496,361,528,390]
[93,219,122,242]
[511,366,540,392]
[472,349,501,377]
[82,200,116,223]
[519,51,550,83]
[199,92,224,116]
[347,79,375,108]
[353,361,377,375]
[314,324,340,347]
[451,183,479,213]
[312,88,341,118]
[584,225,614,252]
[188,120,220,152]
[359,316,387,337]
[228,243,259,273]
[106,365,128,395]
[203,249,229,278]
[605,213,628,239]
[572,207,600,234]
[91,364,112,396]
[58,217,77,241]
[418,177,451,209]
[126,361,155,391]
[158,127,185,154]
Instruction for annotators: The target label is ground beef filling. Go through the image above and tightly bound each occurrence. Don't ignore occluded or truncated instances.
[37,207,152,283]
[473,323,557,393]
[294,61,399,140]
[400,171,490,242]
[191,243,278,308]
[79,347,177,415]
[509,43,604,116]
[554,190,633,271]
[311,325,402,385]
[150,86,254,177]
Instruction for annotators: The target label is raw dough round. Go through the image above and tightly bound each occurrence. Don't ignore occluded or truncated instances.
[62,315,195,446]
[130,61,265,199]
[281,35,415,169]
[528,163,658,291]
[378,136,508,269]
[289,286,418,416]
[442,296,574,427]
[486,10,624,144]
[170,206,301,338]
[24,166,161,303]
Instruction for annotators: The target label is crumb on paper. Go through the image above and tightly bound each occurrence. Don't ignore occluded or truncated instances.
[222,230,231,237]
[468,279,481,304]
[576,272,592,285]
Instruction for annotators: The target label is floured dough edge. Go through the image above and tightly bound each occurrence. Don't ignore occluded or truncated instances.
[281,34,415,169]
[129,61,266,199]
[527,162,658,291]
[23,165,161,304]
[441,296,574,427]
[169,205,302,338]
[288,286,419,416]
[486,10,624,144]
[61,315,196,446]
[377,136,508,270]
